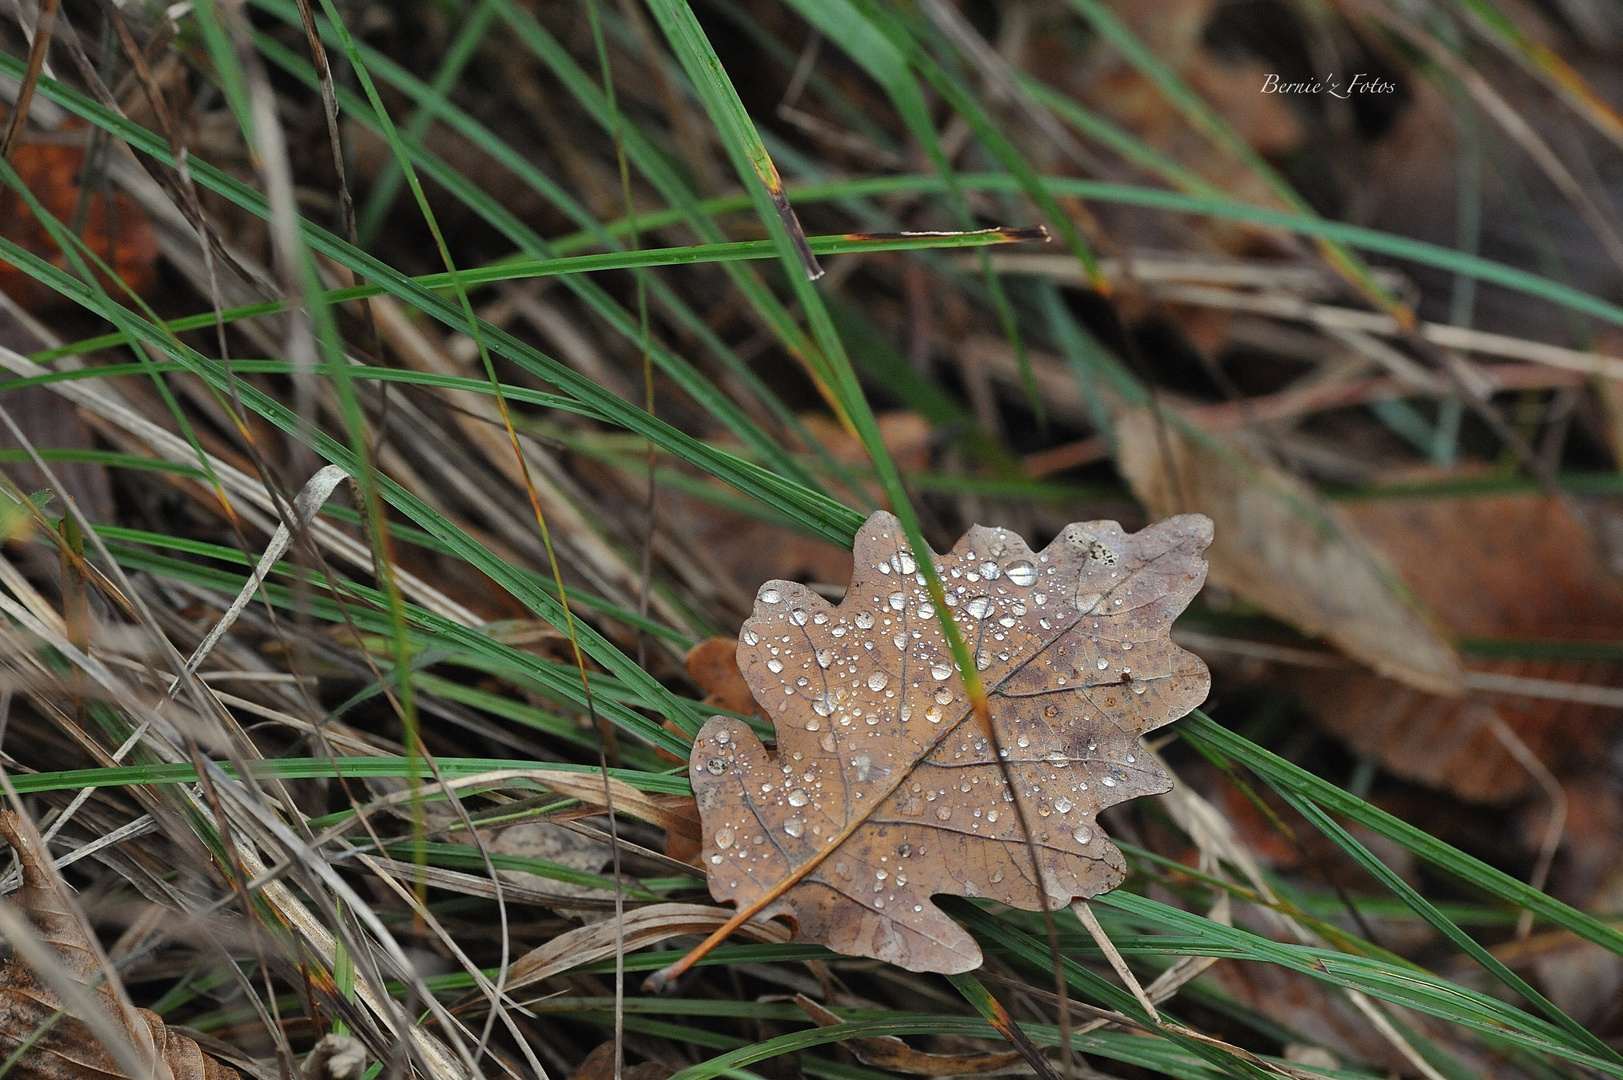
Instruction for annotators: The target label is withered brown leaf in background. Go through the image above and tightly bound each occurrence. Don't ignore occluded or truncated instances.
[0,121,158,313]
[566,1042,672,1080]
[690,510,1211,973]
[0,811,239,1080]
[1311,491,1623,805]
[1113,403,1464,694]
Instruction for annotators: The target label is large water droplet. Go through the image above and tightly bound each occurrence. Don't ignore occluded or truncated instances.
[787,789,808,807]
[925,705,942,723]
[1097,658,1110,670]
[789,607,808,626]
[766,658,783,673]
[1054,797,1073,813]
[741,628,759,646]
[1046,751,1070,767]
[855,611,875,629]
[1073,825,1093,844]
[930,661,952,680]
[935,806,952,821]
[1101,776,1117,787]
[965,596,993,619]
[1016,735,1030,748]
[784,818,805,838]
[897,552,916,574]
[867,671,890,692]
[760,588,782,604]
[917,601,935,619]
[714,828,735,849]
[934,687,952,705]
[887,592,906,611]
[831,624,848,638]
[815,649,834,668]
[812,697,832,717]
[806,718,821,731]
[706,758,727,775]
[979,561,1000,579]
[893,633,907,650]
[1005,560,1037,586]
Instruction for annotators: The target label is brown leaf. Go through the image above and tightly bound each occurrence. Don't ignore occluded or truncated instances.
[566,1043,672,1080]
[1305,492,1623,805]
[690,510,1212,973]
[1113,404,1464,694]
[686,637,760,716]
[0,125,158,312]
[0,811,239,1080]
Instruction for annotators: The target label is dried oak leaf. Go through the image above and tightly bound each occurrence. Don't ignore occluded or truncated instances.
[0,811,238,1080]
[690,511,1212,973]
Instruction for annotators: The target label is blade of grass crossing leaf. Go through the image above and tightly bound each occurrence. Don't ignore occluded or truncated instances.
[632,0,987,735]
[638,3,1075,1012]
[0,99,267,546]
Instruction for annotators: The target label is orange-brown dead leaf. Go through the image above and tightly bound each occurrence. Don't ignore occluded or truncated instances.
[0,124,158,311]
[684,511,1211,974]
[686,636,761,716]
[0,811,239,1080]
